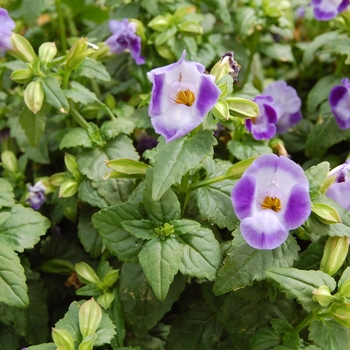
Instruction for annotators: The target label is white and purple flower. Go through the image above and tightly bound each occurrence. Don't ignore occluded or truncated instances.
[0,8,15,53]
[310,0,349,21]
[326,159,350,211]
[329,78,350,130]
[147,50,221,142]
[261,81,303,134]
[245,95,278,140]
[231,154,311,250]
[26,181,46,210]
[105,18,145,65]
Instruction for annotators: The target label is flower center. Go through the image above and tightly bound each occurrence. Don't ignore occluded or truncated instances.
[173,89,195,107]
[261,196,282,212]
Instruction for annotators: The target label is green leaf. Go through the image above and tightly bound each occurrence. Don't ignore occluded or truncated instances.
[92,202,145,262]
[305,162,330,200]
[0,204,50,252]
[266,268,336,309]
[75,57,111,82]
[0,179,15,209]
[227,137,272,160]
[235,7,257,37]
[138,237,183,300]
[100,118,135,140]
[194,158,239,230]
[26,344,56,350]
[264,43,295,63]
[19,105,46,147]
[121,219,157,240]
[106,158,149,175]
[250,327,281,350]
[178,227,222,280]
[170,219,201,235]
[294,237,326,271]
[309,319,350,350]
[41,76,69,112]
[59,127,93,149]
[0,326,19,350]
[119,263,186,338]
[78,179,109,209]
[0,242,28,308]
[64,81,99,105]
[213,234,299,296]
[149,131,217,200]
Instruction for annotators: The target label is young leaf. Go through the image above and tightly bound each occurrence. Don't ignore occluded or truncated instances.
[41,76,69,112]
[227,136,272,160]
[59,128,93,149]
[305,162,330,200]
[138,237,183,300]
[19,106,46,147]
[121,219,157,240]
[75,57,111,82]
[64,81,99,105]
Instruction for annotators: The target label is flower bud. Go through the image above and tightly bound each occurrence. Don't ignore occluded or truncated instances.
[1,150,18,173]
[39,42,57,64]
[59,179,79,198]
[24,80,44,114]
[75,262,100,285]
[212,99,230,121]
[312,203,342,225]
[64,153,79,175]
[312,285,333,307]
[10,33,37,63]
[331,302,350,328]
[52,328,75,350]
[98,291,115,309]
[155,223,175,238]
[339,280,350,298]
[10,69,33,84]
[320,236,349,276]
[210,51,241,83]
[103,269,119,287]
[147,15,170,32]
[65,38,95,71]
[78,334,96,350]
[79,298,102,338]
[49,172,68,187]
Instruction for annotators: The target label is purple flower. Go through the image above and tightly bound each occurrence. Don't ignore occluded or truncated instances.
[26,181,46,210]
[105,19,145,65]
[245,95,278,140]
[310,0,349,21]
[329,78,350,130]
[231,154,311,250]
[261,81,303,134]
[326,159,350,211]
[147,50,221,142]
[0,8,15,53]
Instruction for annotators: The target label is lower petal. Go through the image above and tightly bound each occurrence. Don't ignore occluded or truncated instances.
[240,211,288,250]
[326,182,350,211]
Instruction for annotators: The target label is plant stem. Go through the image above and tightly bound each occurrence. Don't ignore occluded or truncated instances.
[55,0,67,53]
[180,172,190,217]
[293,312,317,334]
[189,174,227,191]
[70,104,90,130]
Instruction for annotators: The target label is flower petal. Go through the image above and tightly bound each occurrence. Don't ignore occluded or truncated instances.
[329,85,350,130]
[326,182,350,211]
[240,210,289,250]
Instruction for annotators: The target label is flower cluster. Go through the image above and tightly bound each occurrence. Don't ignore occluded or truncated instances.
[310,0,349,21]
[0,8,15,54]
[231,154,311,250]
[105,18,145,65]
[26,181,46,210]
[147,50,221,142]
[329,78,350,130]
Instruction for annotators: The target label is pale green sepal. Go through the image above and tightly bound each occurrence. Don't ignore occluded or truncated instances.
[24,80,44,114]
[10,69,33,84]
[39,42,57,63]
[10,33,37,62]
[59,179,79,198]
[75,262,100,284]
[52,328,75,350]
[138,92,151,108]
[103,269,119,287]
[49,172,68,187]
[212,99,230,121]
[226,97,259,118]
[148,15,170,32]
[1,150,18,173]
[105,158,149,175]
[79,298,102,338]
[65,153,79,175]
[312,285,333,307]
[312,203,342,225]
[178,21,203,35]
[225,156,258,179]
[97,291,115,309]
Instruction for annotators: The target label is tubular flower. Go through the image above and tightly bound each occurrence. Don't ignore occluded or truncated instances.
[245,95,278,140]
[310,0,349,21]
[329,78,350,130]
[0,8,15,53]
[261,81,302,134]
[26,181,46,210]
[231,154,311,250]
[147,50,221,142]
[326,159,350,211]
[105,19,145,65]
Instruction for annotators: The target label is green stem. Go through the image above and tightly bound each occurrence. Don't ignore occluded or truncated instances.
[242,50,255,87]
[180,172,190,217]
[335,56,345,75]
[293,312,317,334]
[55,0,67,53]
[62,69,72,90]
[70,104,90,130]
[65,8,78,37]
[189,174,227,191]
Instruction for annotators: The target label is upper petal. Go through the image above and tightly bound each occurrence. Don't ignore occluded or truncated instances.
[326,182,350,211]
[329,85,350,129]
[196,74,221,116]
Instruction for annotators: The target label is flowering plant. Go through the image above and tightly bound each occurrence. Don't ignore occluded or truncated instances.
[1,1,350,350]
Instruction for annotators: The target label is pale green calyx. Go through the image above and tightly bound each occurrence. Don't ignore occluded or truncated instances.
[155,223,175,238]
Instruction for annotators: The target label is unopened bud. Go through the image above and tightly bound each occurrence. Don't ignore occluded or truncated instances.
[39,42,57,64]
[320,236,349,276]
[64,153,79,175]
[103,269,119,287]
[52,328,75,350]
[312,203,342,225]
[147,15,169,32]
[1,150,18,173]
[49,172,68,187]
[79,298,102,338]
[10,69,33,84]
[75,262,100,284]
[312,285,333,307]
[339,280,350,298]
[78,334,96,350]
[24,80,44,114]
[59,179,79,198]
[98,291,115,309]
[65,38,95,71]
[331,302,350,328]
[210,51,241,83]
[10,33,37,63]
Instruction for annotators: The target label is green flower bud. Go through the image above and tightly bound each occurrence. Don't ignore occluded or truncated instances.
[65,38,95,71]
[103,269,119,287]
[312,203,342,225]
[49,172,68,187]
[52,328,75,350]
[212,99,230,121]
[75,262,100,284]
[155,223,175,238]
[339,280,350,298]
[39,42,57,64]
[98,291,115,309]
[148,14,170,32]
[64,153,79,175]
[9,33,37,63]
[178,21,203,35]
[331,302,350,328]
[78,340,94,350]
[79,298,102,338]
[312,285,333,307]
[59,179,79,198]
[320,236,349,276]
[24,80,44,114]
[1,150,18,173]
[10,69,33,84]
[210,51,241,83]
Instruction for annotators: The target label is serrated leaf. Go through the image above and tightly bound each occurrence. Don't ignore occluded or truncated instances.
[119,263,186,338]
[250,327,281,350]
[0,326,19,350]
[264,43,295,63]
[138,237,183,300]
[75,57,111,82]
[178,227,222,280]
[149,131,217,200]
[0,242,28,308]
[0,204,50,252]
[78,179,109,209]
[121,219,157,240]
[213,234,299,295]
[92,202,145,262]
[305,162,330,200]
[170,219,201,235]
[100,118,135,140]
[266,268,336,309]
[64,81,99,105]
[0,178,15,208]
[59,127,93,149]
[41,76,69,112]
[227,137,272,160]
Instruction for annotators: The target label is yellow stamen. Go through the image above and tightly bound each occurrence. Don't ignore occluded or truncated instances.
[174,89,195,107]
[261,196,282,212]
